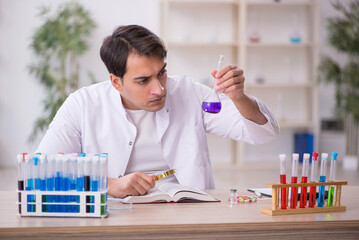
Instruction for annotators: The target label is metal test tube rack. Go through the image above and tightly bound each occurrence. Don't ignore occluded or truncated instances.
[261,181,347,216]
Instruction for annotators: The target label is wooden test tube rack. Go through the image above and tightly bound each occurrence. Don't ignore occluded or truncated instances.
[261,181,347,216]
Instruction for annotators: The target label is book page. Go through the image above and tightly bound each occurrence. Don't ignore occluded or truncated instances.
[159,183,208,198]
[122,187,171,203]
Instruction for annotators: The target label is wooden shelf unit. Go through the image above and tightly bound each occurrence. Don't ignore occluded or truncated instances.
[160,0,320,164]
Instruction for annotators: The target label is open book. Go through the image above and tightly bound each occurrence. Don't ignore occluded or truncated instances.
[121,183,219,203]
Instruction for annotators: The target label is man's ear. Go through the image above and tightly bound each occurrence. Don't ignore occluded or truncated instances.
[110,74,123,92]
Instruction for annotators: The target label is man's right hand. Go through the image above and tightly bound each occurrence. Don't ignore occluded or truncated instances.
[108,171,155,198]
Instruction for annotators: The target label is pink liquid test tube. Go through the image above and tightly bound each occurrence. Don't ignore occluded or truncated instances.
[300,153,310,208]
[290,154,299,209]
[279,154,287,209]
[309,152,319,208]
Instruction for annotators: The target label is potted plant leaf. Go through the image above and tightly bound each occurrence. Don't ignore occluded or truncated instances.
[318,0,359,170]
[28,1,96,142]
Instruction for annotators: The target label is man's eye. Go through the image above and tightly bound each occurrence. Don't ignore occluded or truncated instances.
[159,70,167,76]
[137,79,147,85]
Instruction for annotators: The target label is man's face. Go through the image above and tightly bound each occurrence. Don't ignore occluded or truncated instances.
[112,54,167,112]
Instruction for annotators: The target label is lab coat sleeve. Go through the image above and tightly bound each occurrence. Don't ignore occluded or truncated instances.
[204,94,280,145]
[238,96,280,144]
[36,93,82,154]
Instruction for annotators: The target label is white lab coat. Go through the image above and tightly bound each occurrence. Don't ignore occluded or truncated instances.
[36,76,279,189]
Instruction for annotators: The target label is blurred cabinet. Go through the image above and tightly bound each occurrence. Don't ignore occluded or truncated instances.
[160,0,320,164]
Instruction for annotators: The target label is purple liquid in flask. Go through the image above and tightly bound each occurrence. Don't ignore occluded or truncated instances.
[202,55,224,114]
[202,102,221,114]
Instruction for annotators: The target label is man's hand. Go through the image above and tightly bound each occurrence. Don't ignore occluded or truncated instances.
[211,64,245,102]
[108,171,155,198]
[211,65,267,125]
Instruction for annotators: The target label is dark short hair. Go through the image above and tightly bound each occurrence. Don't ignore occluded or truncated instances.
[100,25,167,79]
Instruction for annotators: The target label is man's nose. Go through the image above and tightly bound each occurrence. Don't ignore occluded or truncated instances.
[150,79,164,95]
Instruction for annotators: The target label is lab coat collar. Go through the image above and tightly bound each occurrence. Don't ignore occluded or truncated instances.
[112,83,170,141]
[155,94,170,141]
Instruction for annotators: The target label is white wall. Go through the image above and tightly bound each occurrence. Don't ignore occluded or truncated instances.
[0,0,346,167]
[0,0,160,167]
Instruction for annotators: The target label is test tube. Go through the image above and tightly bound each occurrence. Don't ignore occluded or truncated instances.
[69,153,78,191]
[290,153,299,209]
[84,155,92,191]
[17,153,26,214]
[39,155,47,191]
[46,155,55,191]
[25,154,35,212]
[99,153,108,191]
[92,155,100,191]
[300,153,310,208]
[279,154,287,209]
[62,155,70,205]
[318,153,328,207]
[308,152,319,208]
[76,153,85,191]
[25,154,33,190]
[33,156,41,191]
[327,152,338,207]
[17,154,25,191]
[55,153,63,191]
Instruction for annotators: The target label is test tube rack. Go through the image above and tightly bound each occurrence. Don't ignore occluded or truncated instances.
[17,190,109,218]
[261,180,347,216]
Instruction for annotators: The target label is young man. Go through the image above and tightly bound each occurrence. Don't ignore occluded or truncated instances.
[36,25,279,198]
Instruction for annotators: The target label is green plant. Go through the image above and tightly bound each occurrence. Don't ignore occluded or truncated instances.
[28,1,96,142]
[318,0,359,156]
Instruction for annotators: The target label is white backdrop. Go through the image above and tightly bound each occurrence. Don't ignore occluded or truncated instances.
[0,0,160,167]
[0,0,345,167]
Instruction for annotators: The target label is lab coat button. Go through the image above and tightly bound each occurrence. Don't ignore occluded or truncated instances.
[129,141,133,146]
[166,108,169,112]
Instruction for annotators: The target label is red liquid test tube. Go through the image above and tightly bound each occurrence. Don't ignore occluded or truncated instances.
[290,154,299,209]
[300,153,310,208]
[309,152,319,208]
[279,154,287,209]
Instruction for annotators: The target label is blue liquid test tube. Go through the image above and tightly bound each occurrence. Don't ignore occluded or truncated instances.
[318,153,328,207]
[76,154,85,192]
[33,156,41,191]
[84,155,92,192]
[91,155,100,192]
[62,155,70,207]
[69,153,78,191]
[54,153,64,208]
[25,155,33,191]
[99,154,108,191]
[39,155,47,191]
[55,153,63,191]
[46,155,55,203]
[25,155,35,212]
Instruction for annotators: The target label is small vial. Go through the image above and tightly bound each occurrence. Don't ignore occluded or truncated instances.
[229,189,238,207]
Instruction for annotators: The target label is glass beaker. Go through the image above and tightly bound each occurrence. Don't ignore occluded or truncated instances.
[202,55,224,114]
